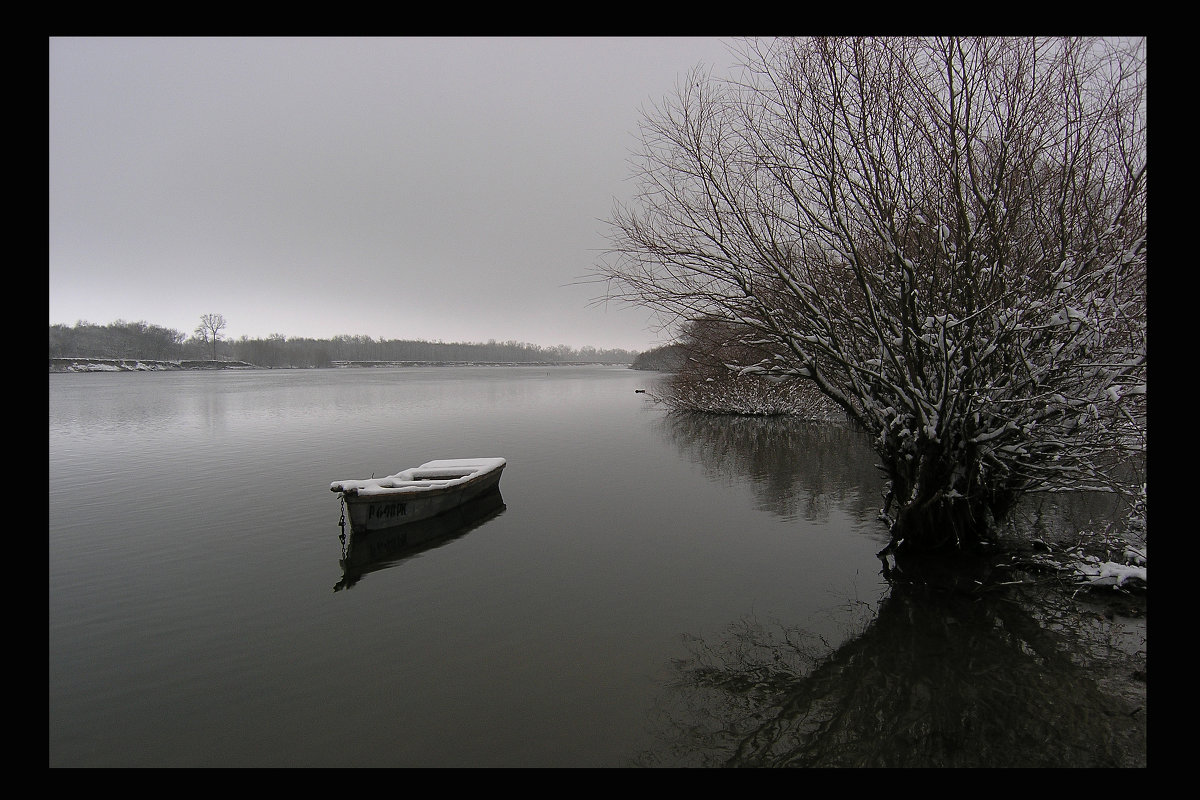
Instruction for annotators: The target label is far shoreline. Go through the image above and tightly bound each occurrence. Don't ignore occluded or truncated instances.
[49,357,636,373]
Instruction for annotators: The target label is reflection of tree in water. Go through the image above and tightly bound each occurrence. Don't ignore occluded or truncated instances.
[637,556,1145,767]
[656,414,882,525]
[1001,489,1132,548]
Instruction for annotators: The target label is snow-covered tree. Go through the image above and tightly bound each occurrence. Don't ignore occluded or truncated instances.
[599,37,1146,553]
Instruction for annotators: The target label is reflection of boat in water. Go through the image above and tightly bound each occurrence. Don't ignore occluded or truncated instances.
[330,457,506,535]
[335,487,506,591]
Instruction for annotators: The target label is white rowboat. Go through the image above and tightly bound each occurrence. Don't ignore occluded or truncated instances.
[330,457,506,535]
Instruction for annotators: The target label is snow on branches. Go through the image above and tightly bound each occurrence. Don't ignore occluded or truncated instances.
[599,37,1146,552]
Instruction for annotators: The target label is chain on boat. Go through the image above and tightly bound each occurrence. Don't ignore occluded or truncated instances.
[338,495,348,559]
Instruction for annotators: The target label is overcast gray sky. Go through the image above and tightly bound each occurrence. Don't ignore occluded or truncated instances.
[49,37,740,353]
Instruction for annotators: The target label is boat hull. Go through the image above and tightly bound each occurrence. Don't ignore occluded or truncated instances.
[336,488,506,591]
[332,458,506,535]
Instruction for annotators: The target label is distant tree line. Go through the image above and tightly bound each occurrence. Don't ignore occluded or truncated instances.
[49,320,639,368]
[49,320,187,361]
[630,343,686,371]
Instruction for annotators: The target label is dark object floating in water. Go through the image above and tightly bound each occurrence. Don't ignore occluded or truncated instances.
[331,457,506,535]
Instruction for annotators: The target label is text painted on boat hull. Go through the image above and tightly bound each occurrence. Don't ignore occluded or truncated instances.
[367,501,408,521]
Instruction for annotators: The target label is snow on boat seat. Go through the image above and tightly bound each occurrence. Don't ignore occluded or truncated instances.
[331,458,506,496]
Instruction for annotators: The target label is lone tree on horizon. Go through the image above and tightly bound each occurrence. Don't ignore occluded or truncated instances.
[598,37,1146,555]
[195,313,228,361]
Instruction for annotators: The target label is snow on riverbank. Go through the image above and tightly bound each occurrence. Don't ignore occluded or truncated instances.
[1070,545,1147,589]
[1017,535,1146,591]
[49,358,256,372]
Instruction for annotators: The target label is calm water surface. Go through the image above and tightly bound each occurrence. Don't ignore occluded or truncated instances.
[49,366,889,767]
[50,366,1140,767]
